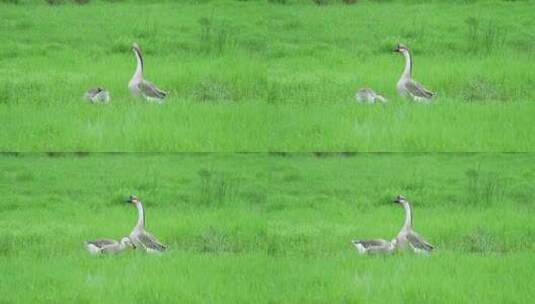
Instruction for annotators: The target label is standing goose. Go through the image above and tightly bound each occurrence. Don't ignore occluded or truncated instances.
[126,195,167,253]
[394,44,435,102]
[128,43,168,103]
[84,86,110,103]
[352,238,397,255]
[84,237,134,255]
[355,88,387,103]
[393,195,434,254]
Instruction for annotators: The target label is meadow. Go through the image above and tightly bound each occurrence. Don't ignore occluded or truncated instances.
[1,153,534,303]
[0,0,534,151]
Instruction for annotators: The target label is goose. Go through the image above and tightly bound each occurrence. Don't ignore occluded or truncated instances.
[394,44,435,102]
[355,88,387,103]
[128,43,168,103]
[84,237,134,255]
[393,195,434,254]
[84,87,110,103]
[352,238,397,255]
[126,195,167,253]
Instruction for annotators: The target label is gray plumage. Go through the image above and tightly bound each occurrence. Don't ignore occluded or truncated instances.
[393,195,434,254]
[84,87,110,103]
[394,44,435,102]
[407,232,434,252]
[403,80,434,100]
[126,195,167,253]
[128,43,168,103]
[135,230,167,252]
[86,239,116,247]
[84,237,133,255]
[138,81,167,100]
[352,239,396,254]
[356,88,387,103]
[351,195,434,256]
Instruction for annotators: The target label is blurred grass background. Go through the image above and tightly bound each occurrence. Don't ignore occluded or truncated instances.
[0,152,534,302]
[0,0,533,151]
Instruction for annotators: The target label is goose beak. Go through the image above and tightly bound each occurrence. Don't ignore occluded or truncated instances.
[394,195,409,204]
[126,195,140,204]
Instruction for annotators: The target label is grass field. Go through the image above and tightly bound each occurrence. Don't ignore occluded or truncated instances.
[1,0,534,151]
[1,153,534,303]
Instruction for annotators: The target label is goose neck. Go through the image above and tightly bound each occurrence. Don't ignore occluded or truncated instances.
[132,49,144,81]
[135,201,145,229]
[401,50,412,79]
[402,201,413,230]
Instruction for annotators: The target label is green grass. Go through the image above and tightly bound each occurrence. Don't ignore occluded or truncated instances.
[0,1,534,151]
[1,153,534,302]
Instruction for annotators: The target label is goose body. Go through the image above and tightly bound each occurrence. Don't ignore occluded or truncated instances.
[394,44,435,102]
[126,195,167,253]
[84,87,110,103]
[393,195,434,254]
[356,88,387,103]
[352,239,396,254]
[84,237,133,255]
[128,43,168,103]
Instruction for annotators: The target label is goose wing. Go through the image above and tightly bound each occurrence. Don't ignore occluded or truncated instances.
[138,231,167,252]
[84,87,104,101]
[352,239,389,248]
[85,87,103,97]
[85,239,117,248]
[405,80,434,99]
[356,88,376,102]
[407,232,434,252]
[352,239,394,254]
[139,81,167,99]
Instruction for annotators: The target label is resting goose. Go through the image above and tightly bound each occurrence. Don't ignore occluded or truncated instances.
[128,43,168,103]
[84,237,133,255]
[355,88,387,103]
[394,44,435,102]
[393,195,434,254]
[352,238,397,255]
[126,195,167,253]
[84,87,110,103]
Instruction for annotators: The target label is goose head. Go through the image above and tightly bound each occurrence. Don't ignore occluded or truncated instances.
[394,43,409,54]
[120,237,135,248]
[132,43,142,56]
[393,195,409,205]
[126,194,141,205]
